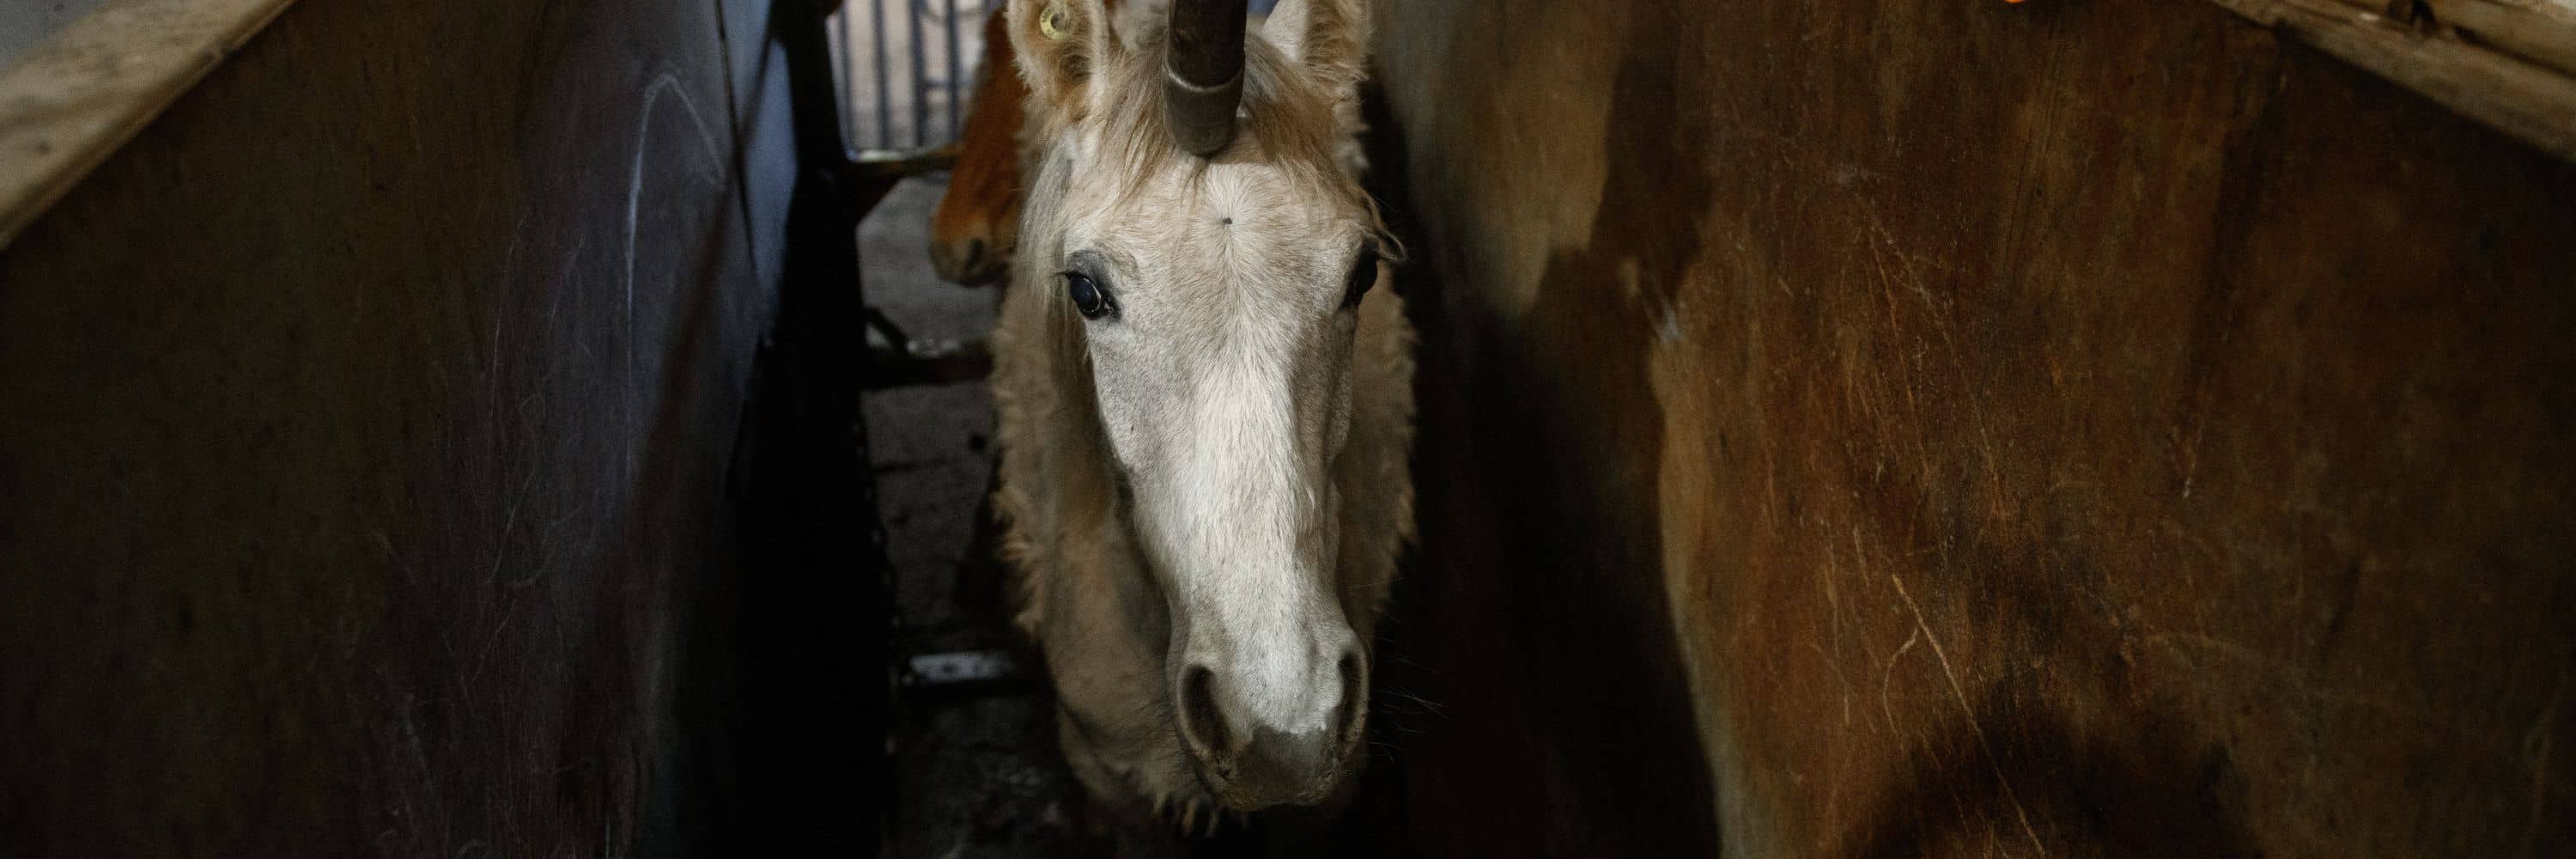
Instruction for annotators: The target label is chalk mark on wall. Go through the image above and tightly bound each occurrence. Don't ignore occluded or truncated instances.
[621,72,728,484]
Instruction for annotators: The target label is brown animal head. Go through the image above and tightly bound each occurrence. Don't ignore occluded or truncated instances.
[928,0,1151,286]
[927,7,1031,285]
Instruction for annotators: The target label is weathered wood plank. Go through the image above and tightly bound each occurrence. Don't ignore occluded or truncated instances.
[0,0,297,248]
[2208,0,2576,159]
[2426,0,2576,76]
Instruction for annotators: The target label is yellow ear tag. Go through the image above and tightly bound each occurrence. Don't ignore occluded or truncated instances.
[1038,3,1069,41]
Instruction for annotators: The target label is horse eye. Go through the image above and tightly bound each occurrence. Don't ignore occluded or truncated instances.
[1340,243,1380,310]
[1066,271,1115,320]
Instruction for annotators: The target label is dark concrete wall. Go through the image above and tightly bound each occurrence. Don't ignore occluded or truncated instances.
[1365,0,2576,856]
[0,0,811,853]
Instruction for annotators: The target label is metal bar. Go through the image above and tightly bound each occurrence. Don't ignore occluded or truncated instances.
[871,0,892,149]
[861,308,913,351]
[850,144,960,180]
[944,0,963,139]
[836,7,858,148]
[907,0,927,147]
[840,145,957,215]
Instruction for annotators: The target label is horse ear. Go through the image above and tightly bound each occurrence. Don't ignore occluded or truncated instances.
[1006,0,1121,121]
[1261,0,1368,93]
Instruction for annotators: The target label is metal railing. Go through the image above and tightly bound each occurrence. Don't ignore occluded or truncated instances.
[828,0,997,151]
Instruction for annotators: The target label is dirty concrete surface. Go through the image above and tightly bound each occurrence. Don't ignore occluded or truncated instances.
[862,175,1121,859]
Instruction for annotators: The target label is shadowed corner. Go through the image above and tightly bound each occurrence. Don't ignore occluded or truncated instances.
[1850,693,2260,859]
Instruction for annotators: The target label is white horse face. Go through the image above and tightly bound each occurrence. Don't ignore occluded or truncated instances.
[1007,0,1384,811]
[1050,143,1383,809]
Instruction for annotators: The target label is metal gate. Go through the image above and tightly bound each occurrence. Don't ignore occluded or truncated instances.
[828,0,997,151]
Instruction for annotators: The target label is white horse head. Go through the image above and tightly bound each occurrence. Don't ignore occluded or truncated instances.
[998,0,1401,813]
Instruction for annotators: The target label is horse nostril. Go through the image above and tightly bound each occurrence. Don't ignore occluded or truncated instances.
[1180,665,1231,766]
[960,237,987,271]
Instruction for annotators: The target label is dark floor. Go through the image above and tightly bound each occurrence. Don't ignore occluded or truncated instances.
[860,176,1117,859]
[860,177,1001,617]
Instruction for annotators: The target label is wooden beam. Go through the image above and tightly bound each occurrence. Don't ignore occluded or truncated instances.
[2208,0,2576,161]
[2424,0,2576,77]
[0,0,297,250]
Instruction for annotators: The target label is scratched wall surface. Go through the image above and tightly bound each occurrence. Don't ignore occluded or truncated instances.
[1364,0,2576,855]
[0,0,799,853]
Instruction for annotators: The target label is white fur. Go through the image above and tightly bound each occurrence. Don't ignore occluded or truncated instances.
[989,0,1411,825]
